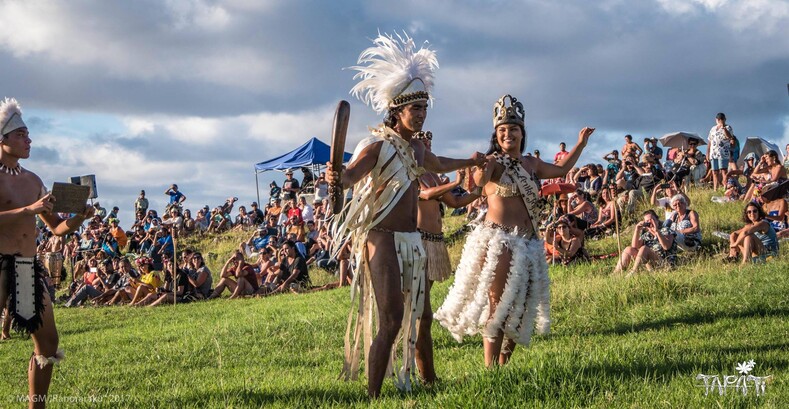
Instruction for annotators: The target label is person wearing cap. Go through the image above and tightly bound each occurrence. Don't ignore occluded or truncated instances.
[249,202,265,225]
[436,95,594,369]
[134,190,148,215]
[108,218,128,249]
[282,170,300,201]
[544,216,589,265]
[602,150,621,185]
[644,137,663,159]
[103,206,119,224]
[1,97,95,405]
[93,202,107,219]
[327,32,485,396]
[707,113,733,190]
[269,181,281,202]
[533,149,541,159]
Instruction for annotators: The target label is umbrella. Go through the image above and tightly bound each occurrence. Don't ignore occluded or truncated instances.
[737,136,784,168]
[760,179,789,202]
[540,182,577,197]
[659,132,706,149]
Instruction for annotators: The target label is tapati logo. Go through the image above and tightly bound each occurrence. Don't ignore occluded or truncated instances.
[696,360,772,396]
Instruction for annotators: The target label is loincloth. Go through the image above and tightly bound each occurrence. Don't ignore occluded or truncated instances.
[340,230,426,392]
[1,254,47,334]
[418,229,451,282]
[435,222,550,346]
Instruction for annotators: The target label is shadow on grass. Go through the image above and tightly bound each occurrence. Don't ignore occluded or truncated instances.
[166,380,447,407]
[595,305,789,336]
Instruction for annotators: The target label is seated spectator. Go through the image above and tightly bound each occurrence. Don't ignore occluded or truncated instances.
[249,202,265,225]
[187,252,213,300]
[650,181,690,220]
[587,188,618,238]
[64,258,103,307]
[285,214,306,242]
[544,216,589,265]
[108,218,128,250]
[664,194,702,251]
[128,257,163,305]
[568,191,597,226]
[93,257,138,305]
[207,207,229,233]
[269,198,283,219]
[182,209,196,235]
[241,227,275,257]
[256,247,281,293]
[761,195,787,236]
[299,196,314,223]
[313,198,327,231]
[148,257,198,306]
[233,205,252,229]
[208,252,258,299]
[615,160,644,214]
[744,151,788,202]
[726,202,779,264]
[644,137,663,160]
[162,207,184,235]
[580,165,603,197]
[614,209,677,276]
[273,240,310,293]
[269,181,281,201]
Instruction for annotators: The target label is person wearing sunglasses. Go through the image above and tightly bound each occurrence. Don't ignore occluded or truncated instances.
[726,202,778,264]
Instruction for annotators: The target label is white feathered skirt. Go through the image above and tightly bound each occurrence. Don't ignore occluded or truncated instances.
[435,223,550,345]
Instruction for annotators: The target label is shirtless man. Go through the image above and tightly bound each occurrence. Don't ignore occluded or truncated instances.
[412,130,480,384]
[327,32,484,398]
[622,134,643,160]
[0,97,94,408]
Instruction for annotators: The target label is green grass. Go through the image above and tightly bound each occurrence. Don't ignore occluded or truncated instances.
[1,189,787,408]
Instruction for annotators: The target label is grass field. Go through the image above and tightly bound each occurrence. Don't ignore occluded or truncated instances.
[1,189,787,408]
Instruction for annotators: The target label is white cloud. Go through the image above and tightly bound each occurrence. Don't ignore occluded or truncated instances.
[0,1,277,89]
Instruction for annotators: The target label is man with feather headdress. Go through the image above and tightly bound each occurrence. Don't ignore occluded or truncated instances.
[327,32,485,397]
[0,97,94,408]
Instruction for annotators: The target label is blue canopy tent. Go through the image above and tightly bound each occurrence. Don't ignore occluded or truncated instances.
[253,137,352,204]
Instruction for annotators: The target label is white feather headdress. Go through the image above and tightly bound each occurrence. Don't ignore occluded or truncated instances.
[349,32,438,114]
[0,97,26,135]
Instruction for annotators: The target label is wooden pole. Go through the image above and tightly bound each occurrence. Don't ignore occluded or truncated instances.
[172,231,177,306]
[614,201,622,260]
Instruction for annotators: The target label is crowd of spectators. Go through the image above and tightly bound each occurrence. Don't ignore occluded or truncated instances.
[16,113,789,319]
[532,113,786,273]
[14,166,353,317]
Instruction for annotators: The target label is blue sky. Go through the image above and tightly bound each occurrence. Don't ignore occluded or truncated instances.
[2,0,787,226]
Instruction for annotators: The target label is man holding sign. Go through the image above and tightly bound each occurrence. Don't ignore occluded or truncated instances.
[0,97,94,408]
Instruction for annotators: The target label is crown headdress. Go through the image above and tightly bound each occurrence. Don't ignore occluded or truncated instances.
[349,32,438,114]
[0,97,26,136]
[493,94,525,129]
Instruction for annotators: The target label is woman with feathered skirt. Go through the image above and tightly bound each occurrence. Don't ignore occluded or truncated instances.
[435,95,594,367]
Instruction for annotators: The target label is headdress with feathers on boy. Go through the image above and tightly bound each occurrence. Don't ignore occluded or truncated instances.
[348,31,438,115]
[0,97,26,136]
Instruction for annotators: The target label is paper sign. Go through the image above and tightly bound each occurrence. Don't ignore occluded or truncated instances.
[50,182,91,214]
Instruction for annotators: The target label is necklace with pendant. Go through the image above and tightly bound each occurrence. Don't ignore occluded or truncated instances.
[0,162,22,175]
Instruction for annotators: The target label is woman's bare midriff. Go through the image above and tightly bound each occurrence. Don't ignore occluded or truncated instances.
[484,194,535,236]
